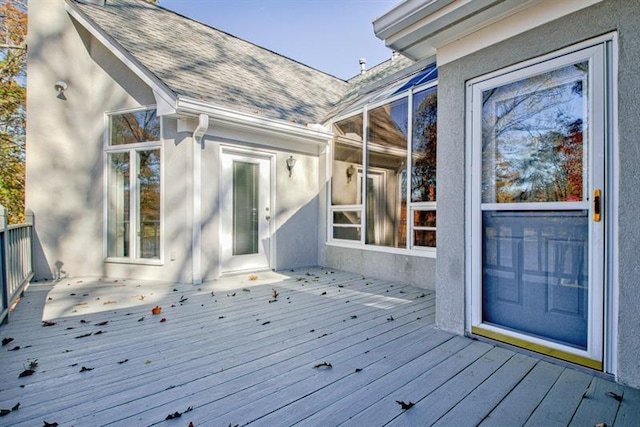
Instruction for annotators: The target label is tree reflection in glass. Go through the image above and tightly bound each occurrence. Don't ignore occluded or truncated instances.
[482,62,588,203]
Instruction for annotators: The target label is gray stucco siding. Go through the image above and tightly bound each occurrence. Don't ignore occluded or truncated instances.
[436,0,640,386]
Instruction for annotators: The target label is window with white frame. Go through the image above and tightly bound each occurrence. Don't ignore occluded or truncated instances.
[105,108,161,261]
[330,67,437,251]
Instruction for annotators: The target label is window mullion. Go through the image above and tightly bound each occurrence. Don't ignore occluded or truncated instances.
[130,149,138,260]
[361,105,368,246]
[407,88,414,249]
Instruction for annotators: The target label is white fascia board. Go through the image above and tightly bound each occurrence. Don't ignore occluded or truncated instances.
[374,0,456,40]
[177,97,333,148]
[64,1,177,114]
[384,0,532,60]
[438,0,602,65]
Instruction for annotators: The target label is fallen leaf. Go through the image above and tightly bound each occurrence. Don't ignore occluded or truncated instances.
[75,333,92,339]
[387,315,394,321]
[79,366,94,372]
[355,368,363,373]
[93,331,104,335]
[179,296,188,303]
[313,362,332,369]
[160,318,167,323]
[117,359,129,364]
[350,315,358,319]
[80,319,89,323]
[218,316,225,319]
[138,295,145,300]
[396,400,415,410]
[103,300,116,305]
[42,321,56,327]
[242,288,251,292]
[144,360,152,364]
[43,421,59,427]
[138,317,145,322]
[95,320,109,326]
[151,306,162,315]
[262,321,271,326]
[606,391,623,402]
[8,346,20,351]
[189,422,194,427]
[166,411,182,420]
[248,274,258,281]
[18,369,35,378]
[272,289,279,299]
[2,337,14,346]
[0,409,10,416]
[29,360,38,369]
[11,403,19,411]
[321,291,327,296]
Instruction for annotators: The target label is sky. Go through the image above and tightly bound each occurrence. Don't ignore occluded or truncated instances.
[159,0,399,80]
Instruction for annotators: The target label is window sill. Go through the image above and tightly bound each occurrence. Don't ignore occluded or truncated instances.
[325,241,436,258]
[105,257,164,266]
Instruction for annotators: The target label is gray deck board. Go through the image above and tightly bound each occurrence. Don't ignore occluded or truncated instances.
[524,368,594,426]
[614,384,640,426]
[0,267,637,426]
[480,360,565,426]
[433,352,538,426]
[570,376,625,426]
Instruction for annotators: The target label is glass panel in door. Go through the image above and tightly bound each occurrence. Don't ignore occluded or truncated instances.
[233,161,259,256]
[473,45,605,367]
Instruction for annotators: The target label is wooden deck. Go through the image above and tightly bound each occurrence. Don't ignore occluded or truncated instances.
[0,267,638,426]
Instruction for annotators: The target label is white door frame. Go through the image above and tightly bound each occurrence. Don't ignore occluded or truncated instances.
[219,146,275,275]
[465,36,617,371]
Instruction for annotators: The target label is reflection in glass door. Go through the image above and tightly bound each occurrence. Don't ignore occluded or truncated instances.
[470,44,606,369]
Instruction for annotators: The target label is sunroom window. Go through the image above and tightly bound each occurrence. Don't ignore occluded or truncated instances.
[330,66,437,251]
[106,108,161,261]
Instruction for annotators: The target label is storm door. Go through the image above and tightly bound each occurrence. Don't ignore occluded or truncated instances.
[220,150,272,274]
[469,44,607,369]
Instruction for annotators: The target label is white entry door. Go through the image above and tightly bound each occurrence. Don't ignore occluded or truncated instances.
[468,43,609,370]
[220,149,272,274]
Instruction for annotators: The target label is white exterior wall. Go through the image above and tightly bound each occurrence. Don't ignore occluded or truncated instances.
[26,0,185,282]
[27,0,328,285]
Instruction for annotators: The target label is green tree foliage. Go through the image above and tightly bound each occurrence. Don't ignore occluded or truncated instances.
[0,0,26,224]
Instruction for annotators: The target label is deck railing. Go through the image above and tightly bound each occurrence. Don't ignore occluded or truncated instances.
[0,206,34,324]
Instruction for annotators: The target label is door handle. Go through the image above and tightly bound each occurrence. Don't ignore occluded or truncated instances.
[593,188,601,222]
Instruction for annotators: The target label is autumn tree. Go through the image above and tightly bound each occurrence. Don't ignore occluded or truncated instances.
[0,0,26,224]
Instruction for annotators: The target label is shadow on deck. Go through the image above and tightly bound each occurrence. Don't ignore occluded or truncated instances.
[0,267,638,426]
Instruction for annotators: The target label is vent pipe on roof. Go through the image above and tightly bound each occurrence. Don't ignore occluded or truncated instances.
[359,58,367,75]
[392,51,400,62]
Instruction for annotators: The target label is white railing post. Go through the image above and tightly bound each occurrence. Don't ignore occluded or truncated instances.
[25,209,34,278]
[0,204,7,323]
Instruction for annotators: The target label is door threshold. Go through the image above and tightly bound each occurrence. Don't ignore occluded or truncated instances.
[471,326,603,371]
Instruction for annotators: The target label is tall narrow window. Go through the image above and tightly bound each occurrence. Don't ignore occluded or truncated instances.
[411,86,437,248]
[332,114,363,241]
[106,108,161,261]
[367,98,408,248]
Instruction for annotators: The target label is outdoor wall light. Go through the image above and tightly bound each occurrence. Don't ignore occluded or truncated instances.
[346,164,356,183]
[54,81,68,93]
[286,155,296,177]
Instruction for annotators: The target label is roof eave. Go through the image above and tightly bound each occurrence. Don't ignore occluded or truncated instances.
[373,0,541,61]
[65,0,177,113]
[176,97,333,145]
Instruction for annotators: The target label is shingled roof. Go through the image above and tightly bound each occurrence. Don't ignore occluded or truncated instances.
[68,0,350,125]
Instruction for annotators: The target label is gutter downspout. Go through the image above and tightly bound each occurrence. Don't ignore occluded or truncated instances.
[192,114,208,285]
